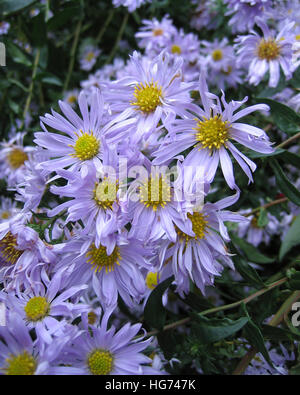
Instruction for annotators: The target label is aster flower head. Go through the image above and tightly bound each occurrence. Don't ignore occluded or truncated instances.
[55,231,153,309]
[107,51,196,143]
[113,0,150,12]
[0,21,10,35]
[0,198,19,224]
[0,132,35,188]
[236,18,299,87]
[224,0,273,33]
[190,0,219,31]
[56,308,158,375]
[34,88,135,176]
[0,312,73,375]
[153,72,273,189]
[159,190,247,296]
[48,145,130,250]
[79,45,101,71]
[63,89,79,108]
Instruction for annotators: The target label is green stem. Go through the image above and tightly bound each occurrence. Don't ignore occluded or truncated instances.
[145,277,288,338]
[63,18,82,93]
[105,13,129,65]
[96,8,115,44]
[21,48,41,129]
[276,132,300,149]
[244,197,288,217]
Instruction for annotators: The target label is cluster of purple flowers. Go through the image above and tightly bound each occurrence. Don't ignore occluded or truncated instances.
[0,0,299,375]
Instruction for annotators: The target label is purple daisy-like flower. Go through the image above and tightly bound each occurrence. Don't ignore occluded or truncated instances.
[113,0,150,12]
[55,231,153,309]
[79,45,101,72]
[0,21,10,35]
[235,18,298,87]
[106,51,196,143]
[48,144,130,249]
[34,88,135,176]
[153,73,273,189]
[0,312,73,375]
[53,308,158,375]
[224,0,273,33]
[0,272,87,344]
[158,190,247,295]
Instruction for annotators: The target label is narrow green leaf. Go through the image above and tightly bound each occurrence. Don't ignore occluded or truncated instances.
[257,208,269,228]
[0,0,37,15]
[280,215,300,260]
[270,159,300,206]
[144,276,174,330]
[231,233,275,264]
[233,256,265,288]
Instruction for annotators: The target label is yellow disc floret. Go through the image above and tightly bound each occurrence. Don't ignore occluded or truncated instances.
[94,178,117,210]
[5,352,36,376]
[139,175,171,211]
[131,81,163,113]
[7,149,28,169]
[86,244,121,274]
[171,44,182,54]
[0,232,23,265]
[257,39,280,61]
[72,131,100,161]
[212,49,223,61]
[146,272,160,290]
[87,349,114,375]
[177,212,208,243]
[195,115,229,151]
[24,296,50,322]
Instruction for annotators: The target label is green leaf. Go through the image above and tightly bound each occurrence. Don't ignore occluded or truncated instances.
[242,304,273,368]
[270,159,300,206]
[233,256,265,289]
[231,233,275,264]
[279,215,300,261]
[144,276,174,330]
[6,42,32,67]
[261,324,300,342]
[256,98,300,135]
[280,151,300,169]
[257,208,269,228]
[0,0,37,15]
[191,314,249,344]
[287,271,300,290]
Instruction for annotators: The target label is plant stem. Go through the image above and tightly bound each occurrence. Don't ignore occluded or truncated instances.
[63,18,82,93]
[244,197,288,217]
[96,9,115,44]
[232,290,300,375]
[21,48,41,129]
[105,13,129,65]
[276,132,300,149]
[145,277,288,338]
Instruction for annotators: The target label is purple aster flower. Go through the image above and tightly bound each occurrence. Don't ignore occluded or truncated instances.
[53,308,158,375]
[0,219,57,294]
[0,198,19,224]
[0,132,35,188]
[113,0,150,12]
[224,0,273,33]
[106,51,196,143]
[0,312,73,375]
[55,231,153,309]
[48,144,130,249]
[63,89,79,108]
[235,18,299,87]
[153,73,273,189]
[190,0,219,31]
[34,88,135,176]
[0,272,87,344]
[158,190,247,295]
[79,45,101,72]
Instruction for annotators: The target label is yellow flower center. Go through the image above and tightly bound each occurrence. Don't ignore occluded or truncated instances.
[94,178,117,210]
[153,28,163,36]
[177,212,208,242]
[5,352,36,376]
[86,52,95,62]
[0,232,23,265]
[7,149,28,169]
[195,115,229,151]
[131,82,163,113]
[212,49,223,61]
[250,216,259,228]
[86,244,121,273]
[72,131,100,161]
[221,66,232,75]
[171,44,182,54]
[88,311,98,325]
[146,272,160,290]
[296,34,300,41]
[257,39,280,61]
[67,95,77,104]
[1,211,11,219]
[139,175,171,211]
[87,349,114,375]
[24,297,50,322]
